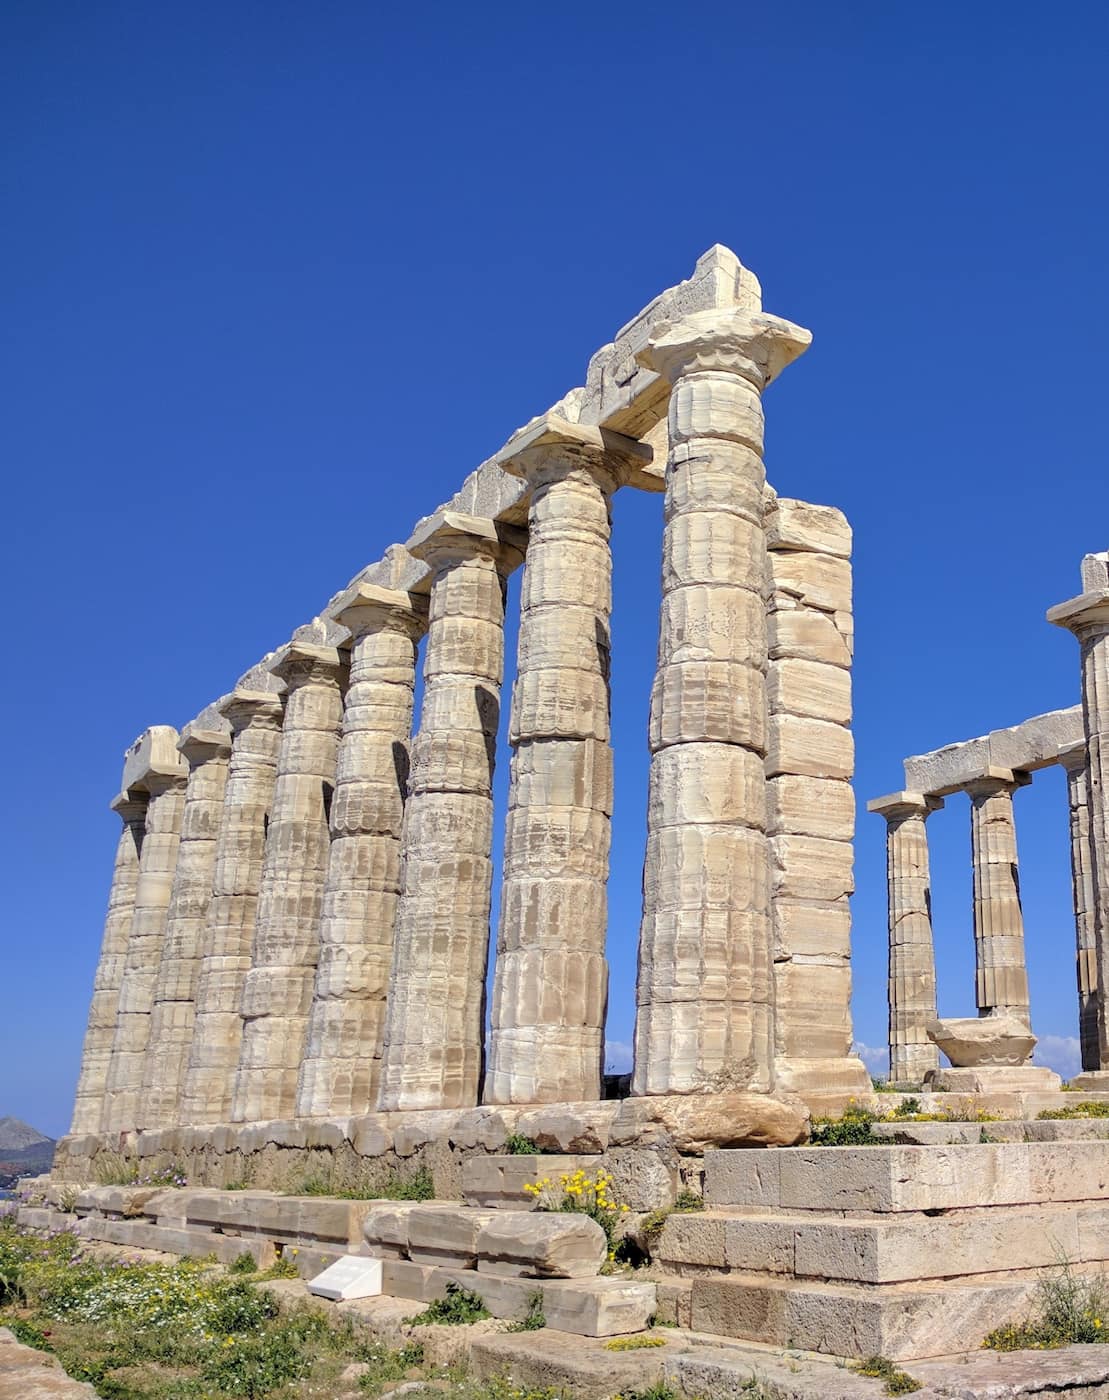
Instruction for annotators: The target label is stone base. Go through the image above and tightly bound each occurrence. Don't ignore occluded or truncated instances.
[772,1055,874,1116]
[924,1065,1062,1093]
[1066,1070,1109,1092]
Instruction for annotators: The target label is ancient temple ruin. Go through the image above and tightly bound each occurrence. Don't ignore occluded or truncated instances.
[869,553,1109,1091]
[66,244,870,1146]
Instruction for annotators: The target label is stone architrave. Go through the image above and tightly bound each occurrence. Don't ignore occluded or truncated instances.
[377,512,524,1112]
[630,307,812,1096]
[180,687,283,1125]
[296,584,427,1118]
[101,728,189,1134]
[69,790,148,1135]
[140,713,232,1130]
[1049,554,1109,1068]
[484,417,651,1106]
[867,791,943,1086]
[1059,743,1099,1070]
[965,767,1032,1019]
[765,495,869,1101]
[231,643,344,1123]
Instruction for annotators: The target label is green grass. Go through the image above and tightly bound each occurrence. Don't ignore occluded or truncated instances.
[406,1281,491,1326]
[503,1134,538,1155]
[506,1290,545,1332]
[852,1355,923,1393]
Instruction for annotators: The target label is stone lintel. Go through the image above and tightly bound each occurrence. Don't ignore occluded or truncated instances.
[904,706,1084,795]
[122,726,188,793]
[867,791,943,821]
[328,581,428,638]
[1048,587,1109,637]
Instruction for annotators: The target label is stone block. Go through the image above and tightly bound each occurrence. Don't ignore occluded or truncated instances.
[769,835,854,901]
[767,607,851,668]
[381,1257,443,1302]
[766,715,853,780]
[769,551,851,613]
[539,1276,656,1337]
[476,1211,607,1277]
[926,1014,1036,1067]
[767,775,854,840]
[767,658,852,724]
[407,1205,495,1267]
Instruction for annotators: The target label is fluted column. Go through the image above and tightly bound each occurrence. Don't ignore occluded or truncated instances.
[141,717,232,1129]
[631,308,811,1096]
[1050,555,1109,1068]
[1060,743,1098,1070]
[378,512,523,1111]
[485,419,650,1105]
[181,689,283,1125]
[966,768,1031,1018]
[69,792,148,1135]
[103,735,189,1134]
[868,791,943,1085]
[232,644,344,1122]
[296,585,427,1118]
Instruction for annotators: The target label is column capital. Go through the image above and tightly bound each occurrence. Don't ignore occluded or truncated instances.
[329,581,428,641]
[637,307,812,388]
[219,688,284,732]
[109,790,148,823]
[963,766,1032,798]
[269,641,343,690]
[178,729,233,765]
[868,790,944,822]
[1058,741,1089,776]
[495,414,652,493]
[1048,588,1109,641]
[122,725,188,793]
[407,510,526,575]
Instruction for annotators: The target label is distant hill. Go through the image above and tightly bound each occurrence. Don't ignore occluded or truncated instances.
[0,1118,56,1188]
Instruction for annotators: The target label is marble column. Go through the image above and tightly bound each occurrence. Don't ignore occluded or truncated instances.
[296,584,427,1118]
[232,643,344,1123]
[141,713,232,1129]
[868,790,943,1085]
[631,308,812,1096]
[378,512,523,1112]
[181,687,283,1125]
[1060,743,1099,1070]
[69,791,148,1135]
[966,768,1031,1019]
[102,729,189,1134]
[485,418,650,1105]
[1050,553,1109,1068]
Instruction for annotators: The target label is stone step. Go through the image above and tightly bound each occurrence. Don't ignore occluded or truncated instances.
[869,1117,1109,1145]
[687,1267,1074,1361]
[705,1140,1109,1212]
[74,1214,278,1268]
[653,1200,1109,1282]
[379,1257,655,1337]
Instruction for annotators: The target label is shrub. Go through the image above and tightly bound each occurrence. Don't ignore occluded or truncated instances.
[811,1103,880,1146]
[264,1249,300,1279]
[356,1340,424,1389]
[984,1261,1109,1349]
[524,1168,629,1254]
[504,1134,538,1155]
[506,1290,545,1332]
[674,1188,704,1211]
[604,1335,666,1351]
[1038,1101,1109,1120]
[91,1151,138,1186]
[407,1281,491,1326]
[382,1166,435,1201]
[229,1251,257,1274]
[852,1355,922,1394]
[199,1325,309,1398]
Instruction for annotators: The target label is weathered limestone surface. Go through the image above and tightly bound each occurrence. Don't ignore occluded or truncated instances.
[68,791,147,1135]
[868,792,942,1086]
[378,513,523,1111]
[765,495,867,1101]
[486,418,650,1106]
[142,711,232,1129]
[1061,742,1100,1069]
[296,584,427,1118]
[967,768,1031,1018]
[180,685,283,1125]
[102,729,188,1134]
[926,1013,1036,1066]
[633,306,811,1096]
[904,706,1084,796]
[476,1212,607,1278]
[232,643,344,1123]
[1049,554,1109,1069]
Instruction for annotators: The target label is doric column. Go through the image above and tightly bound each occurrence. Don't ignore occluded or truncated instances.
[867,791,943,1086]
[631,308,811,1096]
[231,643,344,1123]
[1060,743,1098,1070]
[378,512,523,1112]
[102,728,189,1134]
[485,418,650,1105]
[141,712,232,1129]
[1050,554,1109,1067]
[296,584,427,1118]
[69,791,148,1135]
[180,687,283,1125]
[966,768,1031,1018]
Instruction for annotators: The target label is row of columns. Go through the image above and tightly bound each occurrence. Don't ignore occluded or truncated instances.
[73,304,859,1137]
[872,549,1109,1084]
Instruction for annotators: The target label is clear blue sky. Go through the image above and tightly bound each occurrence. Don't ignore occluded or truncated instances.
[3,2,1107,1137]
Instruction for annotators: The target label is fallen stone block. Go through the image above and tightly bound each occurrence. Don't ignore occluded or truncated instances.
[407,1205,495,1267]
[363,1202,423,1258]
[476,1211,607,1278]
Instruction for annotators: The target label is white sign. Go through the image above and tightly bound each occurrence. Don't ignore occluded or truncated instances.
[308,1254,384,1301]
